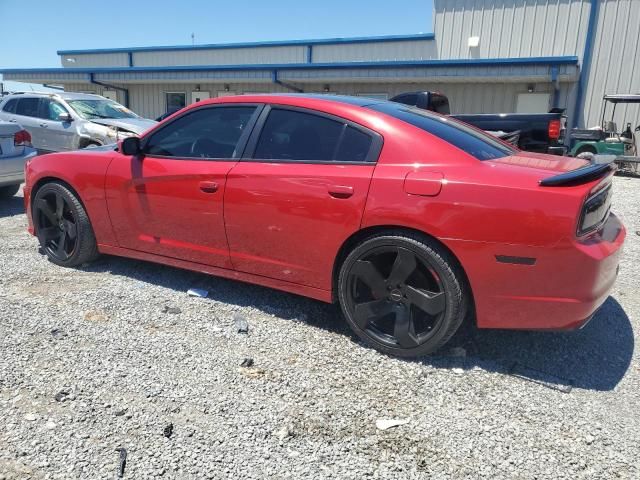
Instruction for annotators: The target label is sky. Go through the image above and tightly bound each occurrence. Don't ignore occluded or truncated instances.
[0,0,433,91]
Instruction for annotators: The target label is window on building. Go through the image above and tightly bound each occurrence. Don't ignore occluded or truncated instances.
[15,98,41,117]
[145,106,256,159]
[253,108,374,163]
[165,92,186,113]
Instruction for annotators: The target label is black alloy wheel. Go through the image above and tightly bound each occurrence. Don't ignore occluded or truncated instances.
[33,182,99,267]
[338,233,467,357]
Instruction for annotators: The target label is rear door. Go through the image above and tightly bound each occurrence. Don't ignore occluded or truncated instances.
[13,98,48,151]
[224,106,382,290]
[105,104,261,268]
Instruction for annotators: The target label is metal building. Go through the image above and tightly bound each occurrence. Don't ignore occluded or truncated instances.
[1,0,638,128]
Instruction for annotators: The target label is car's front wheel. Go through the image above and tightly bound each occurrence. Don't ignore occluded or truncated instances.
[338,232,469,357]
[32,182,99,267]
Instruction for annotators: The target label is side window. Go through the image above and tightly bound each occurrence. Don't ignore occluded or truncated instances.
[253,109,345,161]
[430,94,451,115]
[394,94,418,107]
[15,98,41,117]
[40,99,68,120]
[144,106,256,159]
[335,126,373,162]
[2,98,18,113]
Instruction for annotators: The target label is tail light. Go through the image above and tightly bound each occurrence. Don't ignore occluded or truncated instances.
[14,129,32,147]
[577,178,613,236]
[548,119,561,141]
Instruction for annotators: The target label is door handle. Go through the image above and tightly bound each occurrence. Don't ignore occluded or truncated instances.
[328,185,354,199]
[199,181,219,193]
[39,123,48,128]
[9,119,17,123]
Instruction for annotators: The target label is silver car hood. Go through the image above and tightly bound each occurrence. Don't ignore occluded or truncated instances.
[90,117,157,134]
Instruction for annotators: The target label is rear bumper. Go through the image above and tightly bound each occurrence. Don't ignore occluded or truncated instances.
[448,212,625,330]
[548,145,568,156]
[0,148,36,187]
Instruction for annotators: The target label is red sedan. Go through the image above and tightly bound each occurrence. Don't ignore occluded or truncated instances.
[23,95,625,357]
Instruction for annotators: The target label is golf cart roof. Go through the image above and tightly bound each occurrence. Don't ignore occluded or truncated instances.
[603,94,640,103]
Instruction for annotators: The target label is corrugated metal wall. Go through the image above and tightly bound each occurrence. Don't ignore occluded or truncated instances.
[312,39,436,62]
[433,0,640,128]
[433,0,591,59]
[581,0,640,128]
[60,40,437,69]
[132,46,306,67]
[62,80,568,119]
[61,53,129,68]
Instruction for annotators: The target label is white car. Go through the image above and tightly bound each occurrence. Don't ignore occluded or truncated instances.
[0,120,37,198]
[0,92,156,153]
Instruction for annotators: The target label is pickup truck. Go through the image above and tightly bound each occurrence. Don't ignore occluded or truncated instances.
[390,91,567,155]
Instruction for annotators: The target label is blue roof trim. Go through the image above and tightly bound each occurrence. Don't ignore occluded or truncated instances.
[0,56,579,75]
[57,33,436,55]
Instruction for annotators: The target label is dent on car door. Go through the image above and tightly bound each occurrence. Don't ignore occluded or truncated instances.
[224,106,382,291]
[104,104,262,268]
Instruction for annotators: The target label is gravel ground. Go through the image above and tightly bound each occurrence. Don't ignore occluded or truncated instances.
[0,176,639,480]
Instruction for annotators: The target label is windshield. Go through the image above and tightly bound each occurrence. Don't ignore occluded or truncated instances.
[67,99,139,120]
[368,102,515,160]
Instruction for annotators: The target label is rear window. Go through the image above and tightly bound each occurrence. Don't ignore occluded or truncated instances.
[15,98,41,118]
[368,102,514,160]
[2,98,18,113]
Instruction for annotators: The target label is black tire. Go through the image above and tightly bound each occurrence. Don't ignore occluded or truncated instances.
[0,184,20,198]
[338,231,468,357]
[32,182,99,267]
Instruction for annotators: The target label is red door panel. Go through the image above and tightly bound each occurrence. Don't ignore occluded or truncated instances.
[105,155,236,268]
[224,162,375,290]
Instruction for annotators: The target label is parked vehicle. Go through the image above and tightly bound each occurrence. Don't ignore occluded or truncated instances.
[0,120,37,197]
[569,94,640,174]
[23,95,624,357]
[0,92,156,153]
[390,91,567,155]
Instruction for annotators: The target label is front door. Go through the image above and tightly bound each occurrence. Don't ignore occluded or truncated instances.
[224,106,381,290]
[38,98,75,151]
[105,104,261,268]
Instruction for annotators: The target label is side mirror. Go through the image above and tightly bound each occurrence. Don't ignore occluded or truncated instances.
[120,136,142,156]
[58,112,72,122]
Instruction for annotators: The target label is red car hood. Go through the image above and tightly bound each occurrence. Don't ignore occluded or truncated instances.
[489,152,590,173]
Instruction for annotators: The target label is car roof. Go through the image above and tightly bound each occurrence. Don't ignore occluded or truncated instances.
[2,91,105,101]
[197,93,395,111]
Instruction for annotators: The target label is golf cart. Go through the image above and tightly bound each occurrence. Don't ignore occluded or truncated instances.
[569,94,640,173]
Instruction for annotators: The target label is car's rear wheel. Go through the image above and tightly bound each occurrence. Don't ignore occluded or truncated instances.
[0,184,20,198]
[338,232,468,357]
[33,182,99,267]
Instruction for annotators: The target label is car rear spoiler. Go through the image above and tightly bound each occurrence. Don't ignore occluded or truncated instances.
[539,163,615,187]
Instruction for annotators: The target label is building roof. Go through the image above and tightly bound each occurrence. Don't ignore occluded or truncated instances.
[0,56,579,76]
[56,33,436,55]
